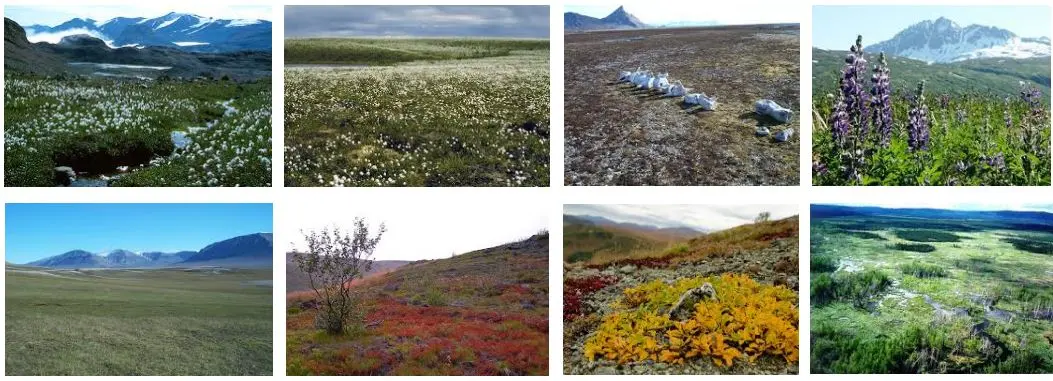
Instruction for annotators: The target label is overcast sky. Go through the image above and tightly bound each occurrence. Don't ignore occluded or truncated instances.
[282,196,548,260]
[564,2,800,25]
[285,5,549,38]
[564,204,798,231]
[4,5,271,26]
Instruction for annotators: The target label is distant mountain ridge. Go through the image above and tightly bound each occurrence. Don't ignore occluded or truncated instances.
[564,214,706,238]
[26,233,273,269]
[564,6,647,32]
[817,205,1053,226]
[22,12,271,53]
[866,17,1050,63]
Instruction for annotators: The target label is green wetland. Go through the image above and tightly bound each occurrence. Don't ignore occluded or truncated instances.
[4,75,272,187]
[811,208,1053,373]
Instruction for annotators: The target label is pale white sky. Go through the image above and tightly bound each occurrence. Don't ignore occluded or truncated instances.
[565,2,800,25]
[4,5,272,26]
[564,204,798,231]
[281,194,548,260]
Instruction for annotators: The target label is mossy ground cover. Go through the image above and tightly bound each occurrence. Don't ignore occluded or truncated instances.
[811,216,1053,373]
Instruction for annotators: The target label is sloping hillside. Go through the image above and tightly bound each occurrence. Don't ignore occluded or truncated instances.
[564,217,686,264]
[286,256,409,293]
[813,48,1051,98]
[564,217,799,375]
[287,233,549,376]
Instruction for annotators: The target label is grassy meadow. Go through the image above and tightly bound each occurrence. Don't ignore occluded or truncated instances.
[284,38,550,187]
[5,265,272,375]
[811,212,1053,373]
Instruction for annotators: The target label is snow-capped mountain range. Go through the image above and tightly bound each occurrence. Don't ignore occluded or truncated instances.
[23,12,271,53]
[867,17,1050,63]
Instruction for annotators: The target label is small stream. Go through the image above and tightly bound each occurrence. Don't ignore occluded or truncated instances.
[65,99,238,187]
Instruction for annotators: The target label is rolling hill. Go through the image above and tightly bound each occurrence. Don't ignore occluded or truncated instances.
[563,214,705,264]
[285,255,410,293]
[287,233,549,375]
[812,47,1051,98]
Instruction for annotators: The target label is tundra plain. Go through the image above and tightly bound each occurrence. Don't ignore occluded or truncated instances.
[564,25,801,186]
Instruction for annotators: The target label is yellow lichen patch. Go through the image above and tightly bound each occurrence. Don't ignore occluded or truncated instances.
[584,274,798,368]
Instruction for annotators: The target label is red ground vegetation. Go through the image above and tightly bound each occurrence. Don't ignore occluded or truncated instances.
[564,275,618,321]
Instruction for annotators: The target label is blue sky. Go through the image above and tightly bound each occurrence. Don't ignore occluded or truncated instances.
[6,204,272,264]
[813,5,1051,50]
[4,5,271,26]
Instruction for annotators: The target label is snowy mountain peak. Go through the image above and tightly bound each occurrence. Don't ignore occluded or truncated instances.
[867,17,1050,63]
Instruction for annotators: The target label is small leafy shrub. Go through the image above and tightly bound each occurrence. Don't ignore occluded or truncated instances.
[845,230,887,240]
[583,274,798,368]
[564,275,618,321]
[811,255,838,273]
[664,243,690,256]
[567,251,594,263]
[811,269,892,308]
[900,262,948,278]
[1002,237,1053,255]
[894,230,961,243]
[888,243,937,253]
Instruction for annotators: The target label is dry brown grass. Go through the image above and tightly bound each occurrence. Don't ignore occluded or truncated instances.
[564,25,801,186]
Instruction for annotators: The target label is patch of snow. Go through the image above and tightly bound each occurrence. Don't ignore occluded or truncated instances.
[173,41,210,47]
[155,16,181,30]
[186,16,215,29]
[226,19,261,27]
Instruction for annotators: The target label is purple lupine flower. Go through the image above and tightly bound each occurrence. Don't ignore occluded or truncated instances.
[831,98,850,146]
[956,108,966,124]
[813,160,829,176]
[869,52,892,146]
[907,81,930,151]
[939,94,950,109]
[838,36,870,140]
[1003,96,1013,130]
[955,160,967,173]
[986,153,1006,171]
[1021,83,1042,116]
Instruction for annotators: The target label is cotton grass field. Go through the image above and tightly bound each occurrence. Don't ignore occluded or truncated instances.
[4,75,272,187]
[284,39,550,187]
[5,265,272,375]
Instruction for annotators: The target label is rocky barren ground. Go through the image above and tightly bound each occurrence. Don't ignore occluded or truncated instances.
[564,24,801,186]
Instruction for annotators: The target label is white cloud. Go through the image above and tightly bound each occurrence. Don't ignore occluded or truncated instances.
[26,28,116,47]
